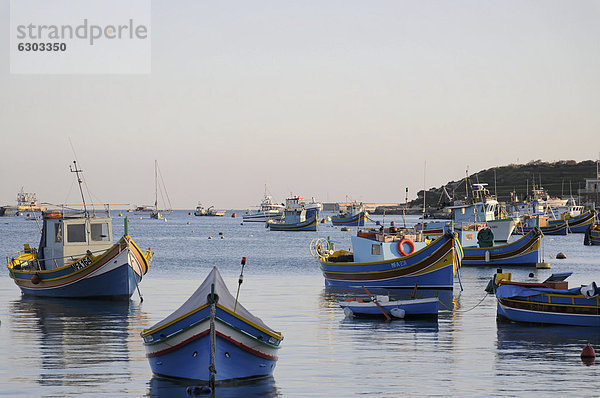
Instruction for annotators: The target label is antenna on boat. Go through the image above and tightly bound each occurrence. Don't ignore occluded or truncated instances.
[69,160,88,217]
[233,257,247,313]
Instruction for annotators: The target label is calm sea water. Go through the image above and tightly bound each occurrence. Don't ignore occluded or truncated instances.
[1,211,599,397]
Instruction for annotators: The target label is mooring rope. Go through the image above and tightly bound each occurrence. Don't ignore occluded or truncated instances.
[439,293,490,313]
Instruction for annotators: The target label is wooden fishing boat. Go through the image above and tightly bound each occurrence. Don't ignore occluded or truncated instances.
[584,223,600,245]
[267,196,317,231]
[514,215,568,236]
[331,202,368,226]
[6,163,152,299]
[313,228,461,290]
[554,209,596,233]
[141,266,283,382]
[494,271,600,327]
[340,295,439,319]
[460,228,542,267]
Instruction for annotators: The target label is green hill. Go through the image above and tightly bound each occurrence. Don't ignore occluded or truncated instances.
[411,160,598,208]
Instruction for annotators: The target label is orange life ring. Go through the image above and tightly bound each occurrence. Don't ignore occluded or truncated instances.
[398,238,415,256]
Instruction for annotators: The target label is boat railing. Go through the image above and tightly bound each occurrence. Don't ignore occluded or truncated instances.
[7,247,110,272]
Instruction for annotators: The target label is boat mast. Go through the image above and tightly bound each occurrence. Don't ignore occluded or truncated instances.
[70,160,88,217]
[154,159,158,211]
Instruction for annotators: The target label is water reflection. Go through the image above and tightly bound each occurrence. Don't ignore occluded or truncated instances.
[147,375,280,397]
[496,320,600,363]
[8,297,141,389]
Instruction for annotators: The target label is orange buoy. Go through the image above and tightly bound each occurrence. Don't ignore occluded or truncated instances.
[231,212,237,218]
[581,344,596,366]
[31,274,41,284]
[188,212,192,215]
[320,218,326,223]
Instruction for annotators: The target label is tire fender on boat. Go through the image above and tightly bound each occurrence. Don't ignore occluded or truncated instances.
[398,238,415,256]
[31,273,41,284]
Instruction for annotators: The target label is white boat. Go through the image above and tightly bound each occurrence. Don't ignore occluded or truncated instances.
[243,187,284,223]
[195,203,226,217]
[422,184,517,242]
[149,160,172,220]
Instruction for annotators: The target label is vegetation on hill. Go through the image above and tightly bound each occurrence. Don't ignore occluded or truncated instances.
[410,160,598,208]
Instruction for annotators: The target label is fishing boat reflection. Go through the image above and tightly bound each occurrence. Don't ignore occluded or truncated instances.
[148,375,280,397]
[8,296,142,388]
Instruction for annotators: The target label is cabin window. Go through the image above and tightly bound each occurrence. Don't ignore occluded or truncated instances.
[91,223,110,241]
[371,244,381,255]
[54,223,62,242]
[67,224,86,243]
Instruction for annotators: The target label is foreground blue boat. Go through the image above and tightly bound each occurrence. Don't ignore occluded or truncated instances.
[141,267,283,382]
[314,229,460,290]
[460,228,542,267]
[494,271,600,327]
[340,296,439,319]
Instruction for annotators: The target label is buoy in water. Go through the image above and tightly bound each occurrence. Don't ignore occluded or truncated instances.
[218,232,223,235]
[390,308,405,319]
[119,213,123,217]
[390,221,396,226]
[581,344,596,366]
[556,252,566,259]
[320,218,326,223]
[188,212,192,216]
[341,227,350,231]
[231,212,237,218]
[208,236,213,240]
[220,236,224,239]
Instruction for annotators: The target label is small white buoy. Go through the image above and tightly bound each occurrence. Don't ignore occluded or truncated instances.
[343,307,354,318]
[140,217,143,220]
[390,308,406,319]
[249,234,254,237]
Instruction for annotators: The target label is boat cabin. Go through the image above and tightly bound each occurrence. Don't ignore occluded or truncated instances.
[38,210,113,270]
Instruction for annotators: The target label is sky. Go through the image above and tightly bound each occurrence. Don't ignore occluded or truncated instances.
[1,1,599,209]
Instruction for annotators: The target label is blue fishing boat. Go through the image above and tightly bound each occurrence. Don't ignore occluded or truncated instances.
[340,295,439,319]
[141,266,283,383]
[550,209,596,233]
[460,228,542,267]
[331,202,368,226]
[6,162,152,299]
[267,196,317,231]
[514,215,568,236]
[584,223,600,245]
[494,271,600,327]
[313,228,461,290]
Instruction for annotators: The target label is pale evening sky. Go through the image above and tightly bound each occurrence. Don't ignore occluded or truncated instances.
[1,1,599,209]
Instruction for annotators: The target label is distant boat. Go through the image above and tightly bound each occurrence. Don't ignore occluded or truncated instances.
[514,215,568,236]
[5,162,152,299]
[267,196,318,231]
[195,203,226,217]
[331,202,368,226]
[313,227,460,289]
[0,187,47,217]
[340,295,439,319]
[141,266,283,382]
[243,186,284,223]
[549,209,596,233]
[150,160,173,220]
[494,271,600,327]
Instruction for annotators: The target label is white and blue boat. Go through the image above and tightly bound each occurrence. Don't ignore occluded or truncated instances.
[494,271,600,327]
[242,187,284,223]
[340,295,439,319]
[141,267,283,382]
[331,202,368,227]
[460,227,542,267]
[314,228,461,290]
[6,163,152,299]
[268,196,317,231]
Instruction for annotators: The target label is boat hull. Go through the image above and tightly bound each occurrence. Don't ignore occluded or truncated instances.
[331,211,367,226]
[560,210,596,233]
[590,228,600,245]
[7,236,149,299]
[497,297,600,327]
[460,228,541,267]
[340,297,439,318]
[143,304,281,382]
[516,222,568,236]
[268,215,318,231]
[320,232,458,289]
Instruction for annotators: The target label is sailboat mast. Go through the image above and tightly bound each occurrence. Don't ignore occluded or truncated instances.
[70,160,88,216]
[154,159,158,210]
